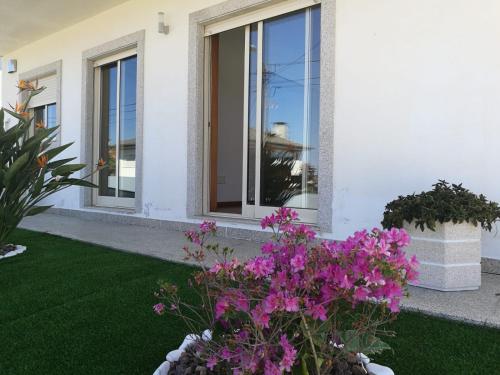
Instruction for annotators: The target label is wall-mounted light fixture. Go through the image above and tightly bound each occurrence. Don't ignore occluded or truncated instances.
[158,12,169,35]
[7,59,17,73]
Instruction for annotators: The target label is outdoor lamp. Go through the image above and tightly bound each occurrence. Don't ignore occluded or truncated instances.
[158,12,169,34]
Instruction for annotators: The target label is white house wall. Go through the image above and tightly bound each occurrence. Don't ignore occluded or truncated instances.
[2,0,500,260]
[332,0,500,261]
[2,0,224,216]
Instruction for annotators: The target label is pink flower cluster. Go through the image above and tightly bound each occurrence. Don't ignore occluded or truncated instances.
[162,208,419,374]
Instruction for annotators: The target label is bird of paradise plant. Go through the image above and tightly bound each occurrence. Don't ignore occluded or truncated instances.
[0,81,104,249]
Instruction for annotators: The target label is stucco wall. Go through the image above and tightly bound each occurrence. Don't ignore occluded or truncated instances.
[2,0,500,260]
[332,0,500,260]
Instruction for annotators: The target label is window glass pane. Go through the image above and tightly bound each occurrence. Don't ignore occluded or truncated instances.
[99,62,117,197]
[46,103,57,129]
[304,6,321,209]
[260,9,320,209]
[247,24,258,205]
[34,106,45,128]
[118,55,137,198]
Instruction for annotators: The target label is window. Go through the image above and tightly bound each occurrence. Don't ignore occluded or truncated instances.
[25,73,59,140]
[204,4,321,223]
[93,50,138,209]
[33,103,57,129]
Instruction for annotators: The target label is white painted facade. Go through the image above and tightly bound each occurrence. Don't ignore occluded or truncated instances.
[2,0,500,260]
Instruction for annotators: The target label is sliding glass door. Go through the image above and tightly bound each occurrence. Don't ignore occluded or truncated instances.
[93,50,137,209]
[207,4,321,223]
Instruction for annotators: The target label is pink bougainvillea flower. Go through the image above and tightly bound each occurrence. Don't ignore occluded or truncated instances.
[283,296,299,312]
[209,262,223,274]
[215,298,230,319]
[200,221,217,234]
[220,346,232,360]
[245,256,275,278]
[153,303,165,315]
[206,356,218,370]
[353,286,369,302]
[233,291,250,312]
[261,241,277,254]
[279,335,297,372]
[185,230,201,245]
[290,253,305,272]
[307,303,328,321]
[251,305,270,329]
[264,292,283,314]
[264,360,281,375]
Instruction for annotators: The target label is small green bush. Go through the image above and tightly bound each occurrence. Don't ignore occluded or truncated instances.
[382,180,500,231]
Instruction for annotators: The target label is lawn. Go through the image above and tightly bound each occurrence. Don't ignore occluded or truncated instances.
[1,230,499,375]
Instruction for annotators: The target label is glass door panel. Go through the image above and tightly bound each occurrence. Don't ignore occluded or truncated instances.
[254,6,320,222]
[98,62,118,198]
[118,56,137,198]
[246,24,258,206]
[95,54,137,208]
[261,10,306,208]
[207,5,320,223]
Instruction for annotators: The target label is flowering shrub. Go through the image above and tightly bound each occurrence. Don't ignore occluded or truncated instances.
[155,208,419,375]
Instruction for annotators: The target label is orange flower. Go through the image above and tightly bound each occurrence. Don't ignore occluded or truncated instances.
[17,79,36,91]
[35,120,45,129]
[13,101,29,119]
[37,155,48,169]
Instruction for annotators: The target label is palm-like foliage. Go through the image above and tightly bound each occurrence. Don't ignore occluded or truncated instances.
[0,83,99,247]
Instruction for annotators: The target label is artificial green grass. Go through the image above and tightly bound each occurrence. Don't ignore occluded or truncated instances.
[1,229,499,375]
[374,313,500,374]
[0,229,195,375]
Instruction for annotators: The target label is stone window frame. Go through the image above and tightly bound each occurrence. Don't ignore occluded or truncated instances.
[80,30,145,213]
[19,60,63,146]
[187,0,335,232]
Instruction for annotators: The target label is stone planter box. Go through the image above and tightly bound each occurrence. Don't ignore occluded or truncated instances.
[403,221,481,291]
[0,245,26,260]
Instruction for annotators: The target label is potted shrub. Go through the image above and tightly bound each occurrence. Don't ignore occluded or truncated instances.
[0,81,102,259]
[382,180,500,291]
[153,208,418,375]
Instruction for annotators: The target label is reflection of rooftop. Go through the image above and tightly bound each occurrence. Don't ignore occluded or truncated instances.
[121,138,136,147]
[248,128,308,152]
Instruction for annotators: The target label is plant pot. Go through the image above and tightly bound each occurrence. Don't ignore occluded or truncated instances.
[0,245,27,260]
[153,331,211,375]
[153,332,394,375]
[403,221,481,291]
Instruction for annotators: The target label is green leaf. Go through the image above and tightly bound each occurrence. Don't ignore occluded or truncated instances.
[339,331,391,355]
[0,125,24,146]
[4,152,30,185]
[300,355,310,375]
[57,178,96,188]
[44,142,73,160]
[32,171,46,197]
[26,205,52,217]
[47,157,77,169]
[0,109,4,135]
[51,163,86,177]
[3,108,29,123]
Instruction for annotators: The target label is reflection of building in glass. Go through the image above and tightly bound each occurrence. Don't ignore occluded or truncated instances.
[259,121,318,208]
[103,138,136,197]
